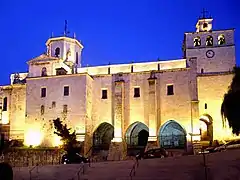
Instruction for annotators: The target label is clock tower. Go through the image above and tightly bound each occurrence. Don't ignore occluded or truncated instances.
[183,10,236,73]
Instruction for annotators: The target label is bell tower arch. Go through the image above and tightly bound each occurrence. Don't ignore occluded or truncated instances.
[183,10,236,73]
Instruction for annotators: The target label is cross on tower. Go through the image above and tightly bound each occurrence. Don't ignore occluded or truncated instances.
[201,8,209,19]
[63,20,70,37]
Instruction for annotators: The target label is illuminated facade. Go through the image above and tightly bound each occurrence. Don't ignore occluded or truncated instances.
[0,16,237,156]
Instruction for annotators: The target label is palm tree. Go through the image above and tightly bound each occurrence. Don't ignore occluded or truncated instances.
[221,66,240,135]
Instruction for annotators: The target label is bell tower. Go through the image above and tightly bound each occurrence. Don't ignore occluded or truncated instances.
[183,10,236,73]
[45,21,84,68]
[196,9,213,32]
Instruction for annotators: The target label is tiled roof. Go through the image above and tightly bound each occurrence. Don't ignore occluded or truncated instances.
[27,54,59,64]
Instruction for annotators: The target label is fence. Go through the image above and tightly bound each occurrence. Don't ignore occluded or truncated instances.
[159,134,186,149]
[0,148,64,167]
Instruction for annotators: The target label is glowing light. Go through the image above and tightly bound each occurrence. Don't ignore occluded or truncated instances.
[148,136,157,141]
[148,128,155,135]
[76,134,85,142]
[53,135,63,147]
[114,128,122,138]
[24,129,43,147]
[112,137,122,142]
[200,121,207,131]
[1,112,9,124]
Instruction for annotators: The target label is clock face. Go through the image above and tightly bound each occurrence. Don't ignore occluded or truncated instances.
[206,50,215,58]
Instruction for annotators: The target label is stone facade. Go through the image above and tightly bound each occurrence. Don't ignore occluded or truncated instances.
[0,16,237,156]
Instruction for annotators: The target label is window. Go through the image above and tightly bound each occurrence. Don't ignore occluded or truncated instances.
[52,101,56,108]
[3,97,7,111]
[41,88,46,98]
[64,86,69,96]
[193,36,201,47]
[167,85,174,95]
[76,52,79,64]
[218,34,225,45]
[56,68,67,75]
[203,23,208,28]
[205,103,207,109]
[102,89,107,99]
[63,105,68,113]
[134,87,140,98]
[40,105,45,115]
[55,47,60,57]
[201,68,204,73]
[206,36,213,46]
[41,67,47,77]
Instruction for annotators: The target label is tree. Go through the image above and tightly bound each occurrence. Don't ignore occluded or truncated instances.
[221,66,240,135]
[0,162,13,180]
[53,118,79,154]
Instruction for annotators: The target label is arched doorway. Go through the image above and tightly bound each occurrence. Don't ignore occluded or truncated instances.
[199,115,213,142]
[92,122,114,153]
[125,122,149,155]
[159,120,187,149]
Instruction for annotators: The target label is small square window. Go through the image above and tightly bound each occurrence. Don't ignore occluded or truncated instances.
[2,97,7,111]
[64,86,69,96]
[134,87,140,98]
[167,85,174,95]
[52,101,56,108]
[102,89,107,99]
[205,103,207,109]
[63,105,68,113]
[40,105,45,115]
[41,88,46,98]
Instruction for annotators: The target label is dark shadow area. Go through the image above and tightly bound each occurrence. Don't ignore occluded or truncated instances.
[92,122,114,154]
[126,122,149,156]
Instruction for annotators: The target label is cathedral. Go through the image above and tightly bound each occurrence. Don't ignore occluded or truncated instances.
[0,14,236,156]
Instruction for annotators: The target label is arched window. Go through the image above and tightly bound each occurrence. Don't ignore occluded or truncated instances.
[218,34,225,45]
[55,47,60,57]
[76,52,79,64]
[3,97,7,111]
[194,36,201,47]
[40,105,45,115]
[206,36,213,46]
[41,67,47,77]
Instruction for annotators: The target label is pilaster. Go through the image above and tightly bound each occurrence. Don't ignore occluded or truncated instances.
[147,73,158,142]
[112,80,125,142]
[108,79,127,160]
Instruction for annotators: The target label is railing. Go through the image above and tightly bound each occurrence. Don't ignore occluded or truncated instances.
[29,163,39,180]
[86,146,93,167]
[70,163,86,180]
[85,146,93,156]
[129,158,139,180]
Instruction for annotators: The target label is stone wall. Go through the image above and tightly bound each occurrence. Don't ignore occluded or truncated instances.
[26,74,88,146]
[197,72,234,140]
[1,148,64,167]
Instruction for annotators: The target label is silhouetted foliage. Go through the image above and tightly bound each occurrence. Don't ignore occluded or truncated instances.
[221,66,240,135]
[53,118,79,154]
[0,162,13,180]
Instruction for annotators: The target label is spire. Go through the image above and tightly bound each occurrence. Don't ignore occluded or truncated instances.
[63,20,70,37]
[73,32,76,39]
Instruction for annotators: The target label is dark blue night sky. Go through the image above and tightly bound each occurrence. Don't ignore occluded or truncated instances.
[0,0,238,85]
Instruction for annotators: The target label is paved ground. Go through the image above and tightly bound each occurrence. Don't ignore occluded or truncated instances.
[13,149,240,180]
